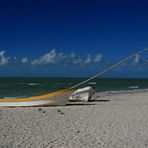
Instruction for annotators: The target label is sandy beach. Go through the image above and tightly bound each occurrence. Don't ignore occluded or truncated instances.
[1,90,148,148]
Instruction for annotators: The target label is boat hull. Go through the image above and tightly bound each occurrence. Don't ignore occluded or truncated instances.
[0,93,71,107]
[69,86,96,102]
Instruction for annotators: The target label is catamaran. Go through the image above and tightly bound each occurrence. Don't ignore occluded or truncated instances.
[0,48,147,107]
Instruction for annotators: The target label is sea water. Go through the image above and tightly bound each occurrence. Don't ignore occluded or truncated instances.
[0,77,148,98]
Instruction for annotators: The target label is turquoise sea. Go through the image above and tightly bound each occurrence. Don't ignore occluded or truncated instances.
[0,77,148,98]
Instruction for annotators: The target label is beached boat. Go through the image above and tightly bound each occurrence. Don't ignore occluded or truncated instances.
[0,88,74,107]
[69,86,96,102]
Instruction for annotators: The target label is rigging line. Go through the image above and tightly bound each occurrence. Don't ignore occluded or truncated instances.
[71,48,148,88]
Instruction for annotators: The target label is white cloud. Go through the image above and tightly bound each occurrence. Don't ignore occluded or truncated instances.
[31,49,83,65]
[94,54,102,63]
[0,50,9,66]
[84,54,91,64]
[31,49,104,66]
[31,49,59,65]
[70,53,76,58]
[133,54,140,64]
[68,53,82,64]
[21,57,28,64]
[0,49,104,67]
[73,58,82,64]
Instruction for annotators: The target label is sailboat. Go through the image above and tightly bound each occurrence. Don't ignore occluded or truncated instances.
[0,48,147,107]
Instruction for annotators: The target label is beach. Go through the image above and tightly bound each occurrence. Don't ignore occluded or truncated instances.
[1,90,148,148]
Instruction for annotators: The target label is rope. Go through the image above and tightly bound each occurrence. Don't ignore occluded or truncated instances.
[71,48,148,88]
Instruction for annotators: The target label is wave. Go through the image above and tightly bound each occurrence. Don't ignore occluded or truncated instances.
[28,83,40,86]
[88,82,96,85]
[128,86,139,89]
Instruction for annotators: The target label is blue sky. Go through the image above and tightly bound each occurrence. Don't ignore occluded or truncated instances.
[0,0,148,77]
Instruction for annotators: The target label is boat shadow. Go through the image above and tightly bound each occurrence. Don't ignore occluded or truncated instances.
[67,98,110,106]
[89,95,111,102]
[89,99,110,102]
[66,103,96,106]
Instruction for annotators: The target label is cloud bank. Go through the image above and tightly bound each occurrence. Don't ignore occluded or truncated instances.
[0,49,147,71]
[31,49,103,65]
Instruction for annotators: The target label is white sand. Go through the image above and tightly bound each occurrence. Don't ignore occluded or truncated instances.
[1,90,148,148]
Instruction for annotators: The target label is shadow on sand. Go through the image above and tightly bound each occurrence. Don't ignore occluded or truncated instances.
[66,99,111,106]
[66,103,96,106]
[89,99,110,102]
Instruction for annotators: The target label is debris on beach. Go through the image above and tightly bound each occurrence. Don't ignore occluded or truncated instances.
[57,109,65,115]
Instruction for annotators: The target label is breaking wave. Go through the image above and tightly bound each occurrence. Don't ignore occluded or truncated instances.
[128,86,139,89]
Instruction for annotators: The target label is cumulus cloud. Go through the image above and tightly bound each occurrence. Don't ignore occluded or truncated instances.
[84,54,91,64]
[94,54,103,63]
[0,49,104,67]
[70,53,76,58]
[31,49,103,65]
[32,49,59,65]
[133,54,140,64]
[67,53,82,64]
[21,57,28,64]
[1,48,148,75]
[0,50,9,66]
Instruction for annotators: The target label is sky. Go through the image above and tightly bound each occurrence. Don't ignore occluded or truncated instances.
[0,0,148,77]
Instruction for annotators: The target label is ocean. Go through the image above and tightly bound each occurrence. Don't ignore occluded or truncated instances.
[0,77,148,98]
